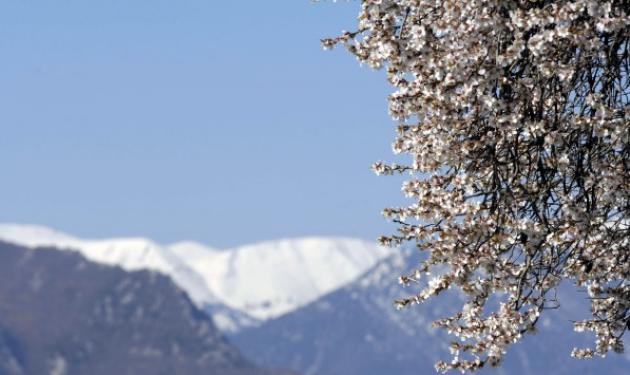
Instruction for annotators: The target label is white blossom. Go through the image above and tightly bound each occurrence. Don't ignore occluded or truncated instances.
[325,0,629,372]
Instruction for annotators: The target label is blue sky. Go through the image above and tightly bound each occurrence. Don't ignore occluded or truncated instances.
[0,0,407,248]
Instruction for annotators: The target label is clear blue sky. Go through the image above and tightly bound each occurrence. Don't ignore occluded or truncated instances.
[0,0,407,248]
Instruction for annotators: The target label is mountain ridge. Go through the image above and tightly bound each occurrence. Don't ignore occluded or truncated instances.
[2,224,629,374]
[232,248,630,375]
[0,241,295,375]
[0,224,391,328]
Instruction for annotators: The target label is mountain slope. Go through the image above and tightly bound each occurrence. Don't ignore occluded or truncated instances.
[0,241,294,375]
[2,224,628,373]
[0,224,392,326]
[172,238,392,320]
[232,249,630,375]
[0,224,215,305]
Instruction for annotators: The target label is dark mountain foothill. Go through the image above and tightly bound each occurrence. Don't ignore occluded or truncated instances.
[0,242,295,375]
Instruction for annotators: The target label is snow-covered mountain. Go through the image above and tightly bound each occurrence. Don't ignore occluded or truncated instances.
[0,224,391,329]
[0,224,216,305]
[172,238,392,320]
[0,241,296,375]
[2,223,630,374]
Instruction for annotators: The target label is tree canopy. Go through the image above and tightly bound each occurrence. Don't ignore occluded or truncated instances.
[324,0,629,372]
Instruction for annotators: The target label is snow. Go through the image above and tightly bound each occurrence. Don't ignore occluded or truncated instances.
[168,241,221,258]
[170,237,393,319]
[0,224,216,306]
[0,224,393,322]
[211,312,239,333]
[0,224,77,246]
[49,355,68,375]
[169,237,393,319]
[211,238,393,320]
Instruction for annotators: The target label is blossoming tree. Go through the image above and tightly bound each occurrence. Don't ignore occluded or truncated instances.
[324,0,629,372]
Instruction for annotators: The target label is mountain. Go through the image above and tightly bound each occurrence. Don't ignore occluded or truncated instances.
[171,237,392,321]
[0,224,392,331]
[3,224,629,374]
[231,248,630,375]
[0,224,216,305]
[0,241,295,375]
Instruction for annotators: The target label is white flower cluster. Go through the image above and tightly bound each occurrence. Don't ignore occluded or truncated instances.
[325,0,629,372]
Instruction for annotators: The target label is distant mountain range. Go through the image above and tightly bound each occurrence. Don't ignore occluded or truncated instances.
[0,224,391,332]
[232,248,630,375]
[1,224,629,375]
[0,241,294,375]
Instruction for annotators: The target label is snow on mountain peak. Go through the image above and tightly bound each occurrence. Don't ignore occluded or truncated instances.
[0,224,393,322]
[212,237,394,320]
[0,224,216,305]
[0,224,79,246]
[168,241,221,258]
